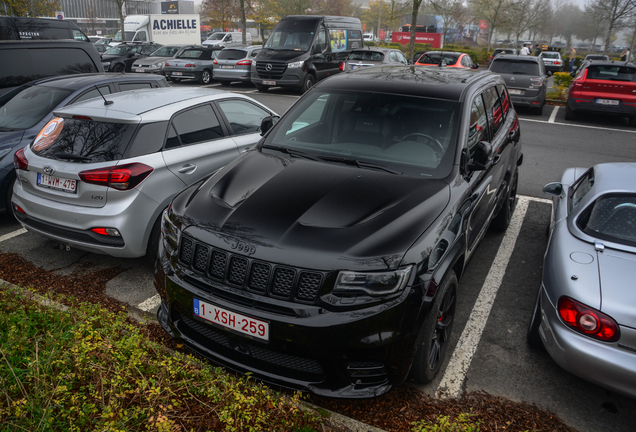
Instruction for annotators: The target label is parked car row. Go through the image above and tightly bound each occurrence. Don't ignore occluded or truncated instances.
[3,15,635,404]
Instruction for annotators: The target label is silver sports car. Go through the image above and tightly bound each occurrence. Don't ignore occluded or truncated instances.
[528,163,636,399]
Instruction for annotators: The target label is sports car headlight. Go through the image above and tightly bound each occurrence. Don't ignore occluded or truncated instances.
[334,266,412,296]
[287,61,304,69]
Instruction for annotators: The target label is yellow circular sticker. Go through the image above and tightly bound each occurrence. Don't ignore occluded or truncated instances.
[33,117,64,152]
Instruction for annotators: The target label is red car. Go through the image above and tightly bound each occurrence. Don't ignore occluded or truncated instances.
[415,51,478,69]
[566,60,636,124]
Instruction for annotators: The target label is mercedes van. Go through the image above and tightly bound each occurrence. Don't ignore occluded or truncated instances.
[251,15,363,93]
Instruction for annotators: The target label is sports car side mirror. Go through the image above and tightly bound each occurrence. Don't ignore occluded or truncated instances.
[543,182,564,196]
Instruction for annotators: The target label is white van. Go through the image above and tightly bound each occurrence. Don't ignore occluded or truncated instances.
[202,31,251,47]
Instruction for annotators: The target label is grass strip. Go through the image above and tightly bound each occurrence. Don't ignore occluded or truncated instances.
[0,284,320,432]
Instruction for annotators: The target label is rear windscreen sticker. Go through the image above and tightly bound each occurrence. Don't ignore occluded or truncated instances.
[33,117,64,152]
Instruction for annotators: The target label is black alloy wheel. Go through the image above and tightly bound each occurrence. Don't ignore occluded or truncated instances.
[302,74,315,93]
[410,270,457,384]
[492,170,518,231]
[113,63,125,73]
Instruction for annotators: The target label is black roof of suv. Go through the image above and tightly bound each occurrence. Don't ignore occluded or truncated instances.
[0,40,104,95]
[319,64,499,100]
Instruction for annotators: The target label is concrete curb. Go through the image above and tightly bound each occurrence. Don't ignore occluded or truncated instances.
[0,279,388,432]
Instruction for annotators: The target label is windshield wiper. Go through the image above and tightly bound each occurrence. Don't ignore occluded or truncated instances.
[53,152,92,162]
[0,127,17,132]
[261,144,319,161]
[319,156,403,175]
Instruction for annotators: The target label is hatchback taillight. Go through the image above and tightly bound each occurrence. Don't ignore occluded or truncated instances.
[14,148,28,171]
[339,62,345,72]
[213,59,218,64]
[185,63,195,68]
[78,163,153,191]
[165,61,170,66]
[558,296,620,342]
[236,59,252,65]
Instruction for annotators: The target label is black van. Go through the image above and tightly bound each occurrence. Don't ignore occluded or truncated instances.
[251,15,363,93]
[0,16,90,42]
[0,40,104,95]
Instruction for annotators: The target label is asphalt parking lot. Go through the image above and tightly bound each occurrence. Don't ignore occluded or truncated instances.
[1,78,636,431]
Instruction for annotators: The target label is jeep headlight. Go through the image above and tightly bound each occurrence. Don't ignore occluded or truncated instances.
[287,61,304,69]
[161,206,180,251]
[334,266,412,296]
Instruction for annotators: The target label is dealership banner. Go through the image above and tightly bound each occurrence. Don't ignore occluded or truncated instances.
[391,32,442,48]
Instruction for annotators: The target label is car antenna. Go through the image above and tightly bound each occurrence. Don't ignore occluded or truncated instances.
[95,85,113,106]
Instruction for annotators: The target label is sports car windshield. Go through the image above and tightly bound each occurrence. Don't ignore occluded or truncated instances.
[262,90,459,179]
[581,194,636,246]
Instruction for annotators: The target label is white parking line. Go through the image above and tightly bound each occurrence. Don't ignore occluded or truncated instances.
[0,228,27,243]
[436,195,532,398]
[519,117,635,133]
[137,294,161,312]
[548,105,559,123]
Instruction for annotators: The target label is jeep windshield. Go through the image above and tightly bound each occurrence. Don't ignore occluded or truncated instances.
[262,90,459,179]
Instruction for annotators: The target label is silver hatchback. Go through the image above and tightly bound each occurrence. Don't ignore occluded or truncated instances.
[12,88,276,261]
[213,45,262,86]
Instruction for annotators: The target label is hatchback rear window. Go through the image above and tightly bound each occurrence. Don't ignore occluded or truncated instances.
[31,118,136,163]
[579,194,636,246]
[490,59,539,75]
[216,50,247,60]
[586,65,636,82]
[349,51,384,61]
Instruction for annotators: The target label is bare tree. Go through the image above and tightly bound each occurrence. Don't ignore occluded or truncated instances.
[470,0,511,49]
[429,0,468,45]
[553,2,584,48]
[1,0,59,17]
[201,0,240,30]
[506,0,550,46]
[588,0,636,54]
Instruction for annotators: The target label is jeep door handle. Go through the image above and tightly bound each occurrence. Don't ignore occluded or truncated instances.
[178,164,197,174]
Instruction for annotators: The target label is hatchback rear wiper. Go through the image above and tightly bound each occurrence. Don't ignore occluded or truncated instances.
[319,156,403,175]
[53,152,92,162]
[261,144,319,161]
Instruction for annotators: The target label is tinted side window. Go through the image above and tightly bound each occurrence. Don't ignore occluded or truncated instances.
[72,86,111,104]
[171,104,224,145]
[483,86,503,136]
[118,82,153,91]
[468,94,488,149]
[317,29,327,52]
[217,100,270,136]
[72,29,89,42]
[127,122,168,157]
[497,84,510,116]
[0,48,98,89]
[570,169,595,211]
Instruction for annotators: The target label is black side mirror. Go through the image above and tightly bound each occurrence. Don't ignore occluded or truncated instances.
[312,44,322,54]
[467,141,493,171]
[260,115,280,135]
[471,63,479,69]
